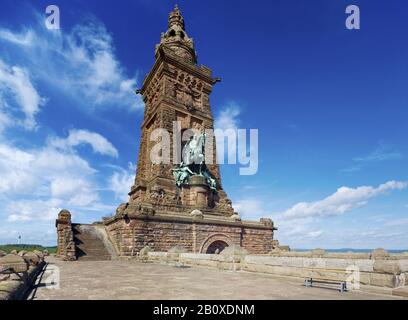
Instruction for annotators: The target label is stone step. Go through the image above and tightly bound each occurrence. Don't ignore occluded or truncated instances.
[74,240,106,246]
[76,243,109,250]
[74,234,101,239]
[75,244,106,249]
[77,255,112,261]
[74,235,101,240]
[76,249,109,254]
[72,224,113,261]
[75,244,107,250]
[75,242,105,247]
[76,244,107,250]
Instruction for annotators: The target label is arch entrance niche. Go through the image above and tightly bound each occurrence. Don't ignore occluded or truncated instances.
[199,234,233,254]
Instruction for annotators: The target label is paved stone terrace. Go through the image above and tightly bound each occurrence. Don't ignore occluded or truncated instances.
[30,257,402,300]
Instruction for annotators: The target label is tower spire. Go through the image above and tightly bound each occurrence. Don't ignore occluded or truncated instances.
[168,4,185,30]
[157,5,197,64]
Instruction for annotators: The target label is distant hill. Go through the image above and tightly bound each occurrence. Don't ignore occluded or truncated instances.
[0,244,57,254]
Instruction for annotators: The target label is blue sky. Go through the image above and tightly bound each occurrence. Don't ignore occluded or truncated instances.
[0,0,407,249]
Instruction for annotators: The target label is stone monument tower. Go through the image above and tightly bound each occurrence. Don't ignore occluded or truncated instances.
[100,6,276,255]
[129,5,234,217]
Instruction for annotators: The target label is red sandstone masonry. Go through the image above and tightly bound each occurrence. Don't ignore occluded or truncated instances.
[104,213,273,255]
[55,210,76,261]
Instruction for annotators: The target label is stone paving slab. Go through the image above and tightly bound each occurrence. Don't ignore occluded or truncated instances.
[30,257,403,300]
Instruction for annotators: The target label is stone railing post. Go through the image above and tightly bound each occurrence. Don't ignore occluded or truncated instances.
[55,209,76,261]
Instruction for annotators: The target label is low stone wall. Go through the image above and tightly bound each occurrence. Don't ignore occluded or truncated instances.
[0,251,47,300]
[103,213,274,256]
[143,249,408,289]
[145,251,241,271]
[242,255,407,288]
[182,253,242,271]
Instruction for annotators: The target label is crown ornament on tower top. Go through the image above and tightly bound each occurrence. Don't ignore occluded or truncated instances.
[157,5,197,64]
[168,4,185,29]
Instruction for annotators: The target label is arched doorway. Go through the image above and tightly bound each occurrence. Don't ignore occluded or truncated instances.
[199,234,233,254]
[206,240,229,254]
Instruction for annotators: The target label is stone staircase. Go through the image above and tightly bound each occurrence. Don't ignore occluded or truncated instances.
[73,224,113,261]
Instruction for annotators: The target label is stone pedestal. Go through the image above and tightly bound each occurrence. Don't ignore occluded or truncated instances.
[103,212,275,255]
[55,210,76,261]
[182,175,213,208]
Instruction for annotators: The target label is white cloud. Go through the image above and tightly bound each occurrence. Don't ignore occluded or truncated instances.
[384,218,408,227]
[0,29,34,46]
[6,199,62,222]
[0,228,20,242]
[0,59,46,130]
[234,199,264,219]
[0,143,37,194]
[232,198,322,245]
[272,216,324,243]
[0,17,142,111]
[0,111,11,132]
[353,142,403,162]
[49,129,118,158]
[0,224,57,246]
[214,102,242,161]
[342,141,403,173]
[0,128,119,222]
[306,230,324,239]
[0,142,97,201]
[282,181,407,219]
[68,191,100,207]
[50,177,98,206]
[214,102,241,130]
[232,183,408,249]
[108,162,135,202]
[339,228,408,248]
[0,137,119,225]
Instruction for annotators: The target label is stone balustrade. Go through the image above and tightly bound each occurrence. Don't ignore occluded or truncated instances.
[141,247,408,292]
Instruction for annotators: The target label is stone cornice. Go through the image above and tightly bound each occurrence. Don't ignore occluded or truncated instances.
[140,46,215,95]
[103,213,275,231]
[141,98,213,129]
[55,219,70,227]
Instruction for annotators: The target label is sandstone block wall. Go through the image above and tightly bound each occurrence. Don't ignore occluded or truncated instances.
[104,216,273,256]
[106,219,195,256]
[241,228,274,253]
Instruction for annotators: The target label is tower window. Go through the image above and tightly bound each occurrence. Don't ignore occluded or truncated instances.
[180,31,185,39]
[169,29,176,37]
